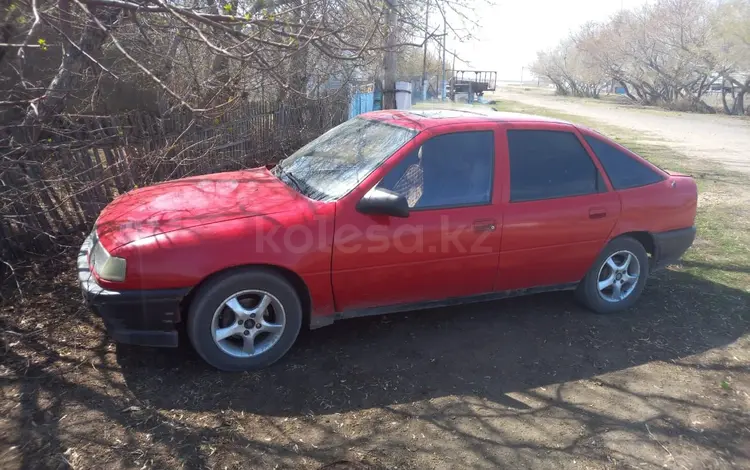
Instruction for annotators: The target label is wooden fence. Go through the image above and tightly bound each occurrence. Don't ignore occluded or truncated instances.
[0,98,349,261]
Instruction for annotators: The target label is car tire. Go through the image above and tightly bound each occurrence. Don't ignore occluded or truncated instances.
[576,236,649,314]
[187,268,302,371]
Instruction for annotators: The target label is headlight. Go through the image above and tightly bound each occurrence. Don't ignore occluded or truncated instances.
[90,237,127,282]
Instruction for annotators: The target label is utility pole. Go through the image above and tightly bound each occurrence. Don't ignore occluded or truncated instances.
[449,48,456,101]
[421,0,430,101]
[382,0,399,109]
[441,17,446,101]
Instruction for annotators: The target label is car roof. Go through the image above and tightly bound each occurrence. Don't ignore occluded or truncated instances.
[360,108,571,131]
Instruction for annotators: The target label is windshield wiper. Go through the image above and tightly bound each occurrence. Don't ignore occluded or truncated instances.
[280,167,305,194]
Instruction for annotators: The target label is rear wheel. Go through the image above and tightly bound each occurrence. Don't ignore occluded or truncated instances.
[576,236,649,314]
[187,268,302,371]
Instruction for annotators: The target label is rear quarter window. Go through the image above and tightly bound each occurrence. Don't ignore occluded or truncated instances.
[584,136,664,190]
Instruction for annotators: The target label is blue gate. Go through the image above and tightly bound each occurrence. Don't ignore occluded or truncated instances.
[349,90,375,119]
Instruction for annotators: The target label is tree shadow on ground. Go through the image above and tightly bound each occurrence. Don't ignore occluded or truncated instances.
[118,269,749,417]
[4,265,749,469]
[682,259,750,274]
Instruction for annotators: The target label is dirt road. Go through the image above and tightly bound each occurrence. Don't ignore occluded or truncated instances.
[497,90,750,175]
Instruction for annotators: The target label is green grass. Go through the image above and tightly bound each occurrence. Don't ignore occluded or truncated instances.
[418,99,750,292]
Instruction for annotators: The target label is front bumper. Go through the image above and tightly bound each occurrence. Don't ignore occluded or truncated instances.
[653,226,696,270]
[78,233,189,348]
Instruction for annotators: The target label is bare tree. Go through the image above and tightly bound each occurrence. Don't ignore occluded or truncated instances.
[530,0,748,115]
[712,0,750,114]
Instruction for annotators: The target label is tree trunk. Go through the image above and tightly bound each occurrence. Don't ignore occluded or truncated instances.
[735,91,746,116]
[688,95,716,114]
[631,83,648,104]
[382,0,399,110]
[721,82,732,114]
[21,7,120,144]
[549,78,567,95]
[618,81,637,102]
[723,77,750,115]
[203,0,237,105]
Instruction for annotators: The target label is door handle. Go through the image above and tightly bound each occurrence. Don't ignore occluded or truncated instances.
[589,207,607,219]
[473,219,497,232]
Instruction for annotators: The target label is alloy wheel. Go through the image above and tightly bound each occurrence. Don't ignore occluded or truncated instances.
[597,250,641,303]
[211,289,286,357]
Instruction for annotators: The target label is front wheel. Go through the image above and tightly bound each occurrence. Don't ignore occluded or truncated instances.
[187,268,302,371]
[576,236,649,314]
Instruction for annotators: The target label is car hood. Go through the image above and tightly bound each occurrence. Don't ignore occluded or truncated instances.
[96,167,298,250]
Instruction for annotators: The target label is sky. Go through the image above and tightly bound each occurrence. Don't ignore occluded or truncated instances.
[441,0,649,80]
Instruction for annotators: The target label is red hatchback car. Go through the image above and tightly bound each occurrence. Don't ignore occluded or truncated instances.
[79,109,697,371]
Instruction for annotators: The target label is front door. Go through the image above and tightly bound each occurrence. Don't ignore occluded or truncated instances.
[332,126,503,312]
[495,124,621,291]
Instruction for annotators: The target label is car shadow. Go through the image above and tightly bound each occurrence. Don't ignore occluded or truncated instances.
[117,269,749,417]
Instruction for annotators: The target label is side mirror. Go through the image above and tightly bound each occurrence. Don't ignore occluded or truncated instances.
[356,187,410,218]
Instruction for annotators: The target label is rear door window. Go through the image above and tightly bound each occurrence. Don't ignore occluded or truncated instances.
[507,130,602,202]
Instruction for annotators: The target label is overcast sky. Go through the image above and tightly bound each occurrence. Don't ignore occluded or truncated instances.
[440,0,650,80]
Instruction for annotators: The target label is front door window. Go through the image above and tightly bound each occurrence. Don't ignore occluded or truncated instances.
[378,131,495,209]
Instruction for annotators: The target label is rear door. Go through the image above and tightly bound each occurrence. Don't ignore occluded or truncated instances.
[495,123,621,291]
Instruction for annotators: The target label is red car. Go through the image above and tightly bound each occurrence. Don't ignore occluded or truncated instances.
[79,109,697,371]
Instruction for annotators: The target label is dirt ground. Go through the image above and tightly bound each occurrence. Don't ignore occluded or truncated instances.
[496,88,750,175]
[2,98,750,470]
[2,261,748,470]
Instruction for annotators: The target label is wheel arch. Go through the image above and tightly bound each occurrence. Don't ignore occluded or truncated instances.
[584,231,657,282]
[613,231,656,264]
[179,264,313,328]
